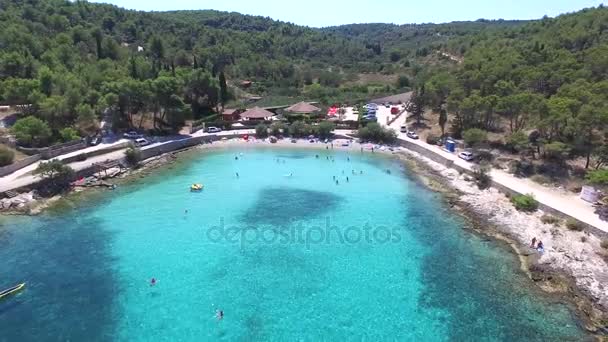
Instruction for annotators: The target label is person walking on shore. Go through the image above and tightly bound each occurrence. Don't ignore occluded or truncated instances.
[530,237,537,248]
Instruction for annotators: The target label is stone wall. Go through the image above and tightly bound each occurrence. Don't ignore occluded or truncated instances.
[139,135,217,160]
[59,142,131,164]
[0,154,41,177]
[17,140,87,159]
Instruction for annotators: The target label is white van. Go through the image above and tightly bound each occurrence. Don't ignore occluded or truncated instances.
[400,125,407,133]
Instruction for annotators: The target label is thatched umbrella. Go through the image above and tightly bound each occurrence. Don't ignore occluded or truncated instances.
[285,102,321,114]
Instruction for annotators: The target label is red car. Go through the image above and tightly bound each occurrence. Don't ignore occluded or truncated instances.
[391,107,400,114]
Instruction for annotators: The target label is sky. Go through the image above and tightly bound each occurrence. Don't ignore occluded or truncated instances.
[89,0,603,27]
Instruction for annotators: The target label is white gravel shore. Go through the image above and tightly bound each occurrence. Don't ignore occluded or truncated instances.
[395,147,608,317]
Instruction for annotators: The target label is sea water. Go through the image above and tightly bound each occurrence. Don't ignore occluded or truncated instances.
[0,148,589,341]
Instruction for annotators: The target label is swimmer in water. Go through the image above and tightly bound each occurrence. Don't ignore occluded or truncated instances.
[236,172,239,178]
[216,310,224,320]
[150,278,156,286]
[346,177,349,182]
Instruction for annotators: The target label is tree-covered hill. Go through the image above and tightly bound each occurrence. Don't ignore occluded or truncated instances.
[1,0,607,174]
[413,5,608,170]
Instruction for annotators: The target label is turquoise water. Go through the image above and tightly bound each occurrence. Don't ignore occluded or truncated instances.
[0,148,589,341]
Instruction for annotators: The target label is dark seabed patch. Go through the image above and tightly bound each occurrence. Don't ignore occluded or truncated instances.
[241,187,342,226]
[0,215,118,342]
[275,153,313,160]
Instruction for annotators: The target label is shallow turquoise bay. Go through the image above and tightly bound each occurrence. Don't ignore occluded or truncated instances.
[0,148,589,341]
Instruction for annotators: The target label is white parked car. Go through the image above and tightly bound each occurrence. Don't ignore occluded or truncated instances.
[458,151,474,161]
[207,127,222,133]
[123,131,142,139]
[406,131,419,139]
[134,138,149,147]
[400,125,407,133]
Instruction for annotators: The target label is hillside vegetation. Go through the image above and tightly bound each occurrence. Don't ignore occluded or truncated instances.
[410,6,608,173]
[0,0,607,178]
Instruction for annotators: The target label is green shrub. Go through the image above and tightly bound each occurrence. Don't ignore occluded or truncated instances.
[600,240,608,249]
[540,215,560,225]
[462,128,488,147]
[530,174,552,185]
[316,121,335,139]
[255,123,268,138]
[289,121,312,138]
[506,131,529,152]
[565,218,583,231]
[543,141,570,161]
[357,122,397,144]
[124,146,141,166]
[75,153,87,162]
[426,134,439,145]
[269,122,286,137]
[511,194,538,212]
[509,159,534,177]
[0,146,15,166]
[473,164,492,190]
[59,127,80,142]
[11,116,52,147]
[585,170,608,186]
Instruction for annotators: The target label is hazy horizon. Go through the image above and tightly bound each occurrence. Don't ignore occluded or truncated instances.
[88,0,603,27]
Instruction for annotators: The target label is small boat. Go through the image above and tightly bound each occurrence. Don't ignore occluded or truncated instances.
[0,283,25,300]
[190,183,203,191]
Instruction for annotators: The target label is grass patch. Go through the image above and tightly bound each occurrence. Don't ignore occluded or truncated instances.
[540,214,560,225]
[510,194,538,212]
[530,174,552,185]
[565,218,584,231]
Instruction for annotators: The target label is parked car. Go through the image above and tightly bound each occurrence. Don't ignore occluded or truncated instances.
[134,138,149,147]
[458,151,475,161]
[406,131,419,139]
[207,126,222,133]
[391,107,400,114]
[400,125,407,133]
[384,103,391,108]
[89,135,102,146]
[123,131,142,139]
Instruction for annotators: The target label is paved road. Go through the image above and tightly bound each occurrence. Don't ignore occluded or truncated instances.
[0,140,130,192]
[381,113,608,233]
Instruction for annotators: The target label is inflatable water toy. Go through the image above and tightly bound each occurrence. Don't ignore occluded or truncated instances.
[0,283,25,300]
[190,184,203,191]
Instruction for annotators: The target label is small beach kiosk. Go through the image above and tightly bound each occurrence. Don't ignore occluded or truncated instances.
[239,107,275,122]
[285,102,321,115]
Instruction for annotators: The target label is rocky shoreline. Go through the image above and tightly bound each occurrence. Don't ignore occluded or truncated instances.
[2,137,607,337]
[395,148,608,337]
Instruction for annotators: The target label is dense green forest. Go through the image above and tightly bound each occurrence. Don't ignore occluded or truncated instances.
[408,5,608,170]
[0,0,607,176]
